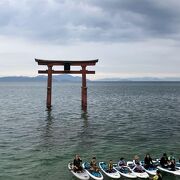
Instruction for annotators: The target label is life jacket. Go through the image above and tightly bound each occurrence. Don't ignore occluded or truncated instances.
[90,160,97,168]
[108,163,113,170]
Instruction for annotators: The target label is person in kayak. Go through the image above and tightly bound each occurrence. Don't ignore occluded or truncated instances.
[134,162,144,173]
[118,157,126,166]
[160,153,168,168]
[133,155,140,165]
[168,159,176,171]
[73,154,83,172]
[90,157,100,172]
[168,153,175,161]
[144,153,153,169]
[107,160,114,172]
[150,170,162,180]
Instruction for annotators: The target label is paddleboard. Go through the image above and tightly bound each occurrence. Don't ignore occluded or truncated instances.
[82,162,103,180]
[68,163,90,180]
[99,162,120,179]
[157,166,180,176]
[113,164,137,179]
[140,161,157,175]
[143,167,157,176]
[127,161,149,179]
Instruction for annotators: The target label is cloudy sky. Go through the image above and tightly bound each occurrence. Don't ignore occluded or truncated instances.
[0,0,180,79]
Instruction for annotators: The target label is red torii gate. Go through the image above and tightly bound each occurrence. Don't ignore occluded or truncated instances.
[35,59,98,110]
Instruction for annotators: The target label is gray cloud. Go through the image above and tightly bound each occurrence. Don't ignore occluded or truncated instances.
[0,0,180,44]
[88,0,180,37]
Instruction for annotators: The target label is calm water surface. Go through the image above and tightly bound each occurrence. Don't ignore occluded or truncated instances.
[0,82,180,180]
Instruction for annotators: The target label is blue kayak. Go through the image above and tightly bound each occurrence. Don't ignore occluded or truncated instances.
[82,162,103,180]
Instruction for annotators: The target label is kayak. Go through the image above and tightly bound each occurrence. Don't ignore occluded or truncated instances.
[99,162,120,179]
[157,166,180,176]
[68,163,90,180]
[140,161,157,175]
[113,164,137,179]
[82,162,103,180]
[142,166,157,176]
[127,161,149,179]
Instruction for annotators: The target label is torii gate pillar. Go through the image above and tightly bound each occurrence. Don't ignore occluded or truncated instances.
[82,65,87,110]
[47,65,52,109]
[35,59,98,111]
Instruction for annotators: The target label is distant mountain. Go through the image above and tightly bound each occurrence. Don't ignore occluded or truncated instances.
[96,78,131,82]
[0,75,83,82]
[97,77,180,82]
[53,75,82,82]
[0,76,46,82]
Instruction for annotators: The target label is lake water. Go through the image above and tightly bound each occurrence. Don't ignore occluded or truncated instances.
[0,81,180,180]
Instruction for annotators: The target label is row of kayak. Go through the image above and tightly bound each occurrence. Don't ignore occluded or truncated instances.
[68,161,180,180]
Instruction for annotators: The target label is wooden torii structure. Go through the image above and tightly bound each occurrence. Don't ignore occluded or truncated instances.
[35,59,98,110]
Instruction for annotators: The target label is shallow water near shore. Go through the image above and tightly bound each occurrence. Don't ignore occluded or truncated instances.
[0,81,180,180]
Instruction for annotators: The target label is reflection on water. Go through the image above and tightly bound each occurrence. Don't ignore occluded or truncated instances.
[46,110,53,121]
[44,111,54,139]
[81,110,89,128]
[81,111,88,120]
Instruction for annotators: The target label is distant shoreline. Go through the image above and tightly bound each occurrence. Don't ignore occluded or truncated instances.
[1,75,180,83]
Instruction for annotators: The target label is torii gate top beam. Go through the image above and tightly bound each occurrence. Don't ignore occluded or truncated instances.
[35,59,98,66]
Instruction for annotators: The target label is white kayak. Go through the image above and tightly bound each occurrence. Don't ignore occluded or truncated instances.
[113,164,137,179]
[99,162,120,179]
[142,167,157,176]
[127,161,149,179]
[157,166,180,176]
[68,163,90,180]
[140,161,157,175]
[82,162,103,180]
